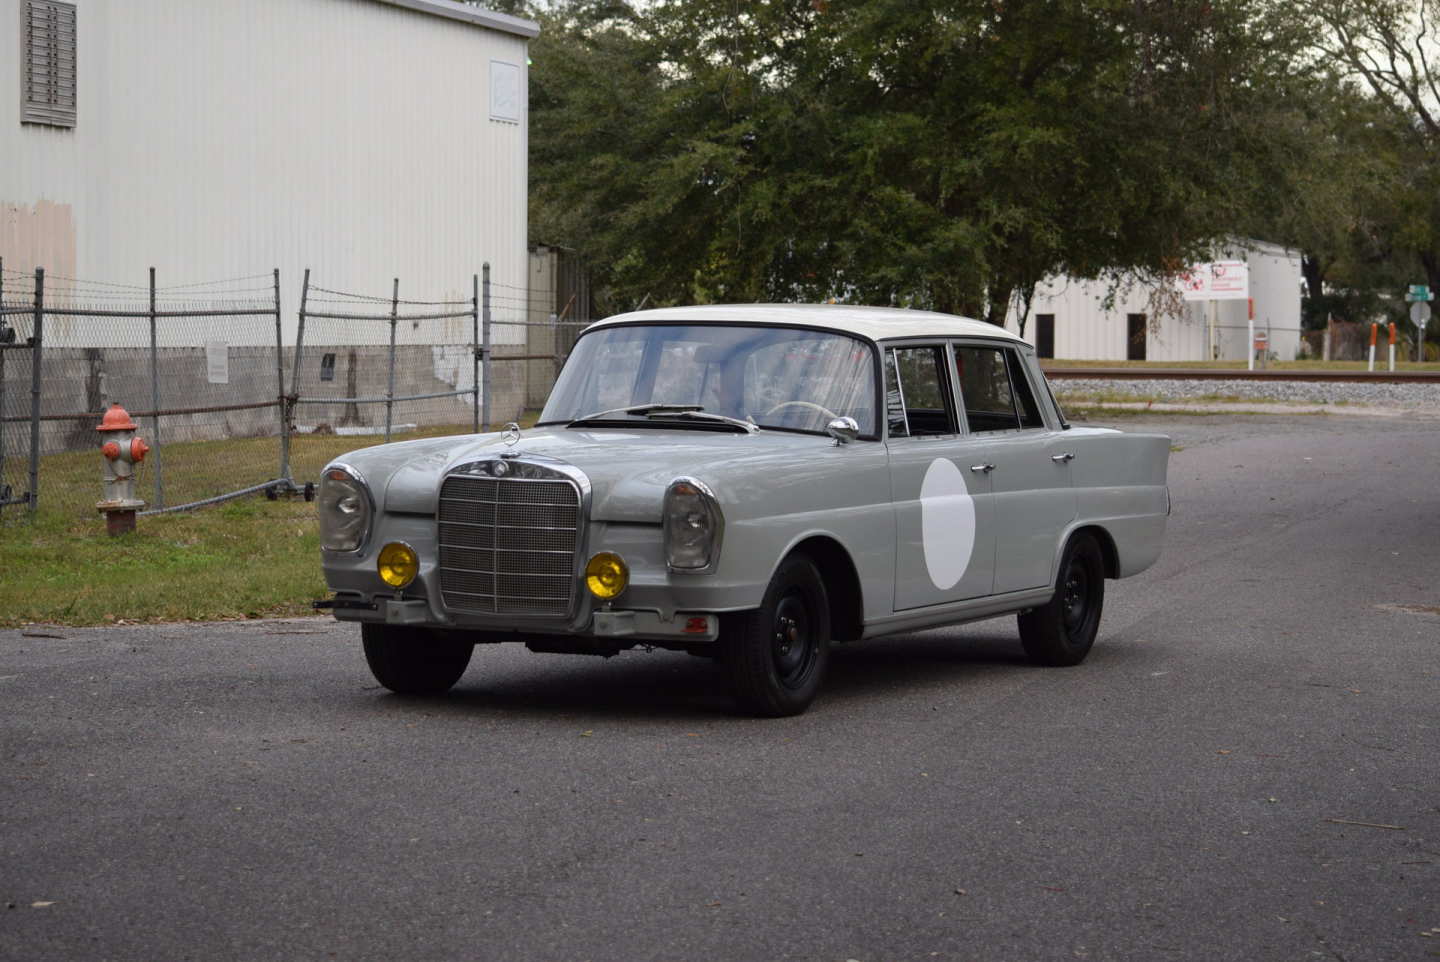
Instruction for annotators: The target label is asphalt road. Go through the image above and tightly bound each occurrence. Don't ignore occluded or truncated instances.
[3,414,1438,962]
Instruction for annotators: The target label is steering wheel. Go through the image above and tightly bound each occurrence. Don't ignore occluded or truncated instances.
[763,400,839,421]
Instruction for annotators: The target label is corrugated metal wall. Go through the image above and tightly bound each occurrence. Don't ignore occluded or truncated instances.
[1007,244,1303,362]
[0,0,531,346]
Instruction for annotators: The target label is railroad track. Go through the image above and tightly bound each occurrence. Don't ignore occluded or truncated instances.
[1041,367,1440,384]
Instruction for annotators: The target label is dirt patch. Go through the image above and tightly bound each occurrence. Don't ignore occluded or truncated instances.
[1375,603,1440,618]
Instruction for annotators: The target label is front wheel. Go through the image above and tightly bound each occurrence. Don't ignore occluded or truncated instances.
[721,554,831,717]
[362,623,474,694]
[1017,533,1105,667]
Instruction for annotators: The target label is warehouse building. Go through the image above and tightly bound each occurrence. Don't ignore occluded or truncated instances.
[1006,240,1303,362]
[2,0,537,339]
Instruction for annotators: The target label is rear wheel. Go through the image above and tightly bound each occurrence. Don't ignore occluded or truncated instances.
[1018,532,1105,667]
[362,623,474,694]
[722,554,831,717]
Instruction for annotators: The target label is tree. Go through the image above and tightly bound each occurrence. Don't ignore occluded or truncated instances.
[529,0,1323,326]
[1299,0,1440,348]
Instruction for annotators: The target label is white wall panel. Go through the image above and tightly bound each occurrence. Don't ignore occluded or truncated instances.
[1,0,531,346]
[1006,243,1303,362]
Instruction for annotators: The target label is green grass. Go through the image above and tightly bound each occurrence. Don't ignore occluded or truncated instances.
[0,497,328,626]
[0,417,538,627]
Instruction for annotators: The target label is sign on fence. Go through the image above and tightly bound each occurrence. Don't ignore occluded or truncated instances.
[206,341,230,384]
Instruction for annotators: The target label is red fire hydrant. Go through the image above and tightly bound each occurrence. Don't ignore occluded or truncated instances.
[97,403,150,535]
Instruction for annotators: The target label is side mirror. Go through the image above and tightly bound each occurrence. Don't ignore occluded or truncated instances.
[826,416,860,445]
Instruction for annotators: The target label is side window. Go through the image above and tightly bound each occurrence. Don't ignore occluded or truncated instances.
[954,346,1018,432]
[1004,350,1045,428]
[955,346,1048,431]
[885,346,955,438]
[953,345,1046,433]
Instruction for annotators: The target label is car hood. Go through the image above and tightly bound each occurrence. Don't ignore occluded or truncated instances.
[341,425,848,523]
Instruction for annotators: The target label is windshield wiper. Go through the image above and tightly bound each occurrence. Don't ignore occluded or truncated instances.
[566,403,757,434]
[656,409,758,434]
[566,403,704,427]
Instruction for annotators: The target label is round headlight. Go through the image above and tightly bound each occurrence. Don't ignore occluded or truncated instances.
[585,552,629,599]
[377,542,419,589]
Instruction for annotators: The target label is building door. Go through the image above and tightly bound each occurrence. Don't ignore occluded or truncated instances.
[1035,314,1055,359]
[1127,313,1147,361]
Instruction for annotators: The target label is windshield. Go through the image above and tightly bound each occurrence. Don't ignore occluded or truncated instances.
[538,324,879,436]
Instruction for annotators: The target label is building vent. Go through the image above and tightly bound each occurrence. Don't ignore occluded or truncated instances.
[21,1,77,128]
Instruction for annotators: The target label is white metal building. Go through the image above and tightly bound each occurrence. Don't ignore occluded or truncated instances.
[1005,240,1304,362]
[1,0,537,344]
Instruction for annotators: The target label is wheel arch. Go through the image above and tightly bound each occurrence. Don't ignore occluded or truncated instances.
[782,534,864,642]
[1069,524,1120,580]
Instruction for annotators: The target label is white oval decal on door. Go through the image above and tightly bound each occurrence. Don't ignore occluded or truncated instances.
[920,458,976,590]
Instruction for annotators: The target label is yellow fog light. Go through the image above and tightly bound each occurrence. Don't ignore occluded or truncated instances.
[377,541,419,589]
[585,551,629,599]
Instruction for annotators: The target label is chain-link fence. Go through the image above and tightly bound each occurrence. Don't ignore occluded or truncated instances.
[288,270,481,486]
[0,265,40,515]
[0,260,591,523]
[485,256,590,420]
[0,263,286,521]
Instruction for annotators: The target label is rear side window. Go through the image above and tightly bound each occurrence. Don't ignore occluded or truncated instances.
[885,346,955,438]
[953,346,1045,432]
[1004,351,1045,428]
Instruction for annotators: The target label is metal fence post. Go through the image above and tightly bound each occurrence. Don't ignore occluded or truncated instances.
[273,268,288,486]
[0,257,7,491]
[385,277,399,443]
[148,266,165,509]
[481,263,491,432]
[28,268,43,517]
[289,268,310,482]
[471,273,480,435]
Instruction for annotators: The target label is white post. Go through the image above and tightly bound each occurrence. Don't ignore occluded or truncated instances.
[1367,323,1377,372]
[1389,341,1395,371]
[1247,318,1255,371]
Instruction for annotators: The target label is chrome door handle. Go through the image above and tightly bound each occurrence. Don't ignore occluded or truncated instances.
[970,463,995,473]
[1051,452,1075,463]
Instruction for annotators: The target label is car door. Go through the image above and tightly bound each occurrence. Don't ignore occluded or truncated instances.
[886,343,998,611]
[952,343,1077,595]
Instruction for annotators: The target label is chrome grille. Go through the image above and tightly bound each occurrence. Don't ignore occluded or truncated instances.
[437,473,582,616]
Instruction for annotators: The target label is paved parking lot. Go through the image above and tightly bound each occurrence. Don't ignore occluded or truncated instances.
[3,414,1437,961]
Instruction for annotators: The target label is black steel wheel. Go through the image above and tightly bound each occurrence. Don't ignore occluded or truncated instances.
[721,554,831,717]
[1017,532,1105,667]
[362,623,474,695]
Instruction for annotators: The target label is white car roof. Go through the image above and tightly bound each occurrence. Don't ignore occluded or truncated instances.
[588,304,1025,345]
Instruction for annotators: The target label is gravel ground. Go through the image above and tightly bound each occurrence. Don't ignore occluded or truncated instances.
[1052,376,1440,412]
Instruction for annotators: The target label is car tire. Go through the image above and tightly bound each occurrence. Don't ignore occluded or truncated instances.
[1018,532,1105,667]
[721,554,831,717]
[361,623,474,695]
